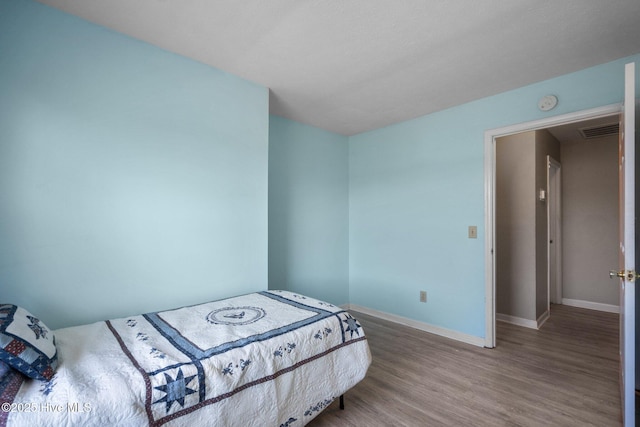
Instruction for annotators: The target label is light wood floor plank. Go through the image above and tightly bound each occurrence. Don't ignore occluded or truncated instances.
[309,304,620,426]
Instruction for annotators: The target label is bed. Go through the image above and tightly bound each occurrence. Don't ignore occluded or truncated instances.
[0,290,371,426]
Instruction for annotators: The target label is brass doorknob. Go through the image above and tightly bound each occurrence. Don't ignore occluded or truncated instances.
[610,270,626,279]
[609,270,638,281]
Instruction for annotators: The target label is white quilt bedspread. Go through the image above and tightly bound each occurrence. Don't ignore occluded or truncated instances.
[5,291,371,426]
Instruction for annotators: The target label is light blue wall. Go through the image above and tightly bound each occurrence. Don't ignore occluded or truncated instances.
[349,54,640,338]
[0,0,269,329]
[2,0,639,344]
[268,116,349,305]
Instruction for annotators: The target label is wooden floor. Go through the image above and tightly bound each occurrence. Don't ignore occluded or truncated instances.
[309,304,621,426]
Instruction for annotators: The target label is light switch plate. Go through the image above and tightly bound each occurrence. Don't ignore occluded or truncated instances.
[468,226,477,239]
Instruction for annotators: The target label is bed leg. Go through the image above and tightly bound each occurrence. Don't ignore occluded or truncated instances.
[339,395,344,410]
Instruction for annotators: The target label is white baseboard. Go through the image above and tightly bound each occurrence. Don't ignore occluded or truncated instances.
[496,313,538,329]
[343,303,485,348]
[561,298,619,314]
[536,310,550,329]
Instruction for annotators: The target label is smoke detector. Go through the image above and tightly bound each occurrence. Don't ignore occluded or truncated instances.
[538,95,558,111]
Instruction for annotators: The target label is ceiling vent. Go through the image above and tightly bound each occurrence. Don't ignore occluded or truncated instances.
[578,122,619,139]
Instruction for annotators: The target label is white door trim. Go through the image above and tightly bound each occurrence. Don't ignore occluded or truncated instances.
[620,61,636,427]
[483,103,622,348]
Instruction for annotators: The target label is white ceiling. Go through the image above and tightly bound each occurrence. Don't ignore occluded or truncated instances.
[36,0,640,136]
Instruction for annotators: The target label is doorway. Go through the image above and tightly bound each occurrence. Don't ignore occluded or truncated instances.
[484,104,622,348]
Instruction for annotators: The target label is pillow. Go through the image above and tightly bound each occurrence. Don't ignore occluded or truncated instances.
[0,305,57,381]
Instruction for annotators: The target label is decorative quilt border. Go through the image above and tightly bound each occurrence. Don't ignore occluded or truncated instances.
[0,362,25,427]
[106,291,367,427]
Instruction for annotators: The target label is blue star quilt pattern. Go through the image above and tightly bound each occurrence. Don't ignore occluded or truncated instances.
[3,291,371,427]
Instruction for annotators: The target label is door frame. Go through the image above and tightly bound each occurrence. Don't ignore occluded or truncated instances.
[483,103,622,348]
[547,156,562,307]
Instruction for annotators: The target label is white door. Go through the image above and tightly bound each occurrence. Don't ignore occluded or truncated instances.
[614,61,636,427]
[547,156,562,305]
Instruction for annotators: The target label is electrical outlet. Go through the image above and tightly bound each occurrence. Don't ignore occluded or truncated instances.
[468,225,477,239]
[420,290,427,303]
